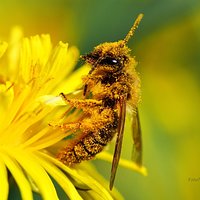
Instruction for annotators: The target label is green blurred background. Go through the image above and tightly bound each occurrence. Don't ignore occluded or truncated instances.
[1,0,200,199]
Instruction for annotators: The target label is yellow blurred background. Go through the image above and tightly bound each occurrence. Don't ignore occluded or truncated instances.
[1,0,200,199]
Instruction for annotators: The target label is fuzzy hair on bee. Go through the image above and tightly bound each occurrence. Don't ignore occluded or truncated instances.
[54,13,144,190]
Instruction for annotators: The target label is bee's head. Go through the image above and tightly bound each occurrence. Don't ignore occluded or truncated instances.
[81,41,131,72]
[81,14,143,72]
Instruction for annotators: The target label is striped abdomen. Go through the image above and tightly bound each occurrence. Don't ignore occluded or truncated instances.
[57,114,118,166]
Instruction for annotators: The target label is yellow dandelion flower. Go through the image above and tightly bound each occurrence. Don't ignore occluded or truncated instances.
[0,27,146,200]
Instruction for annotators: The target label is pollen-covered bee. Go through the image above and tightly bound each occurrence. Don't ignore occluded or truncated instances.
[56,14,143,190]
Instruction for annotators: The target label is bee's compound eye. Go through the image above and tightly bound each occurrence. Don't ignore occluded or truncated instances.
[100,57,118,65]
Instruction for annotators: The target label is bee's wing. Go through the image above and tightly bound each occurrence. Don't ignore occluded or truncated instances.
[132,108,142,166]
[110,96,126,190]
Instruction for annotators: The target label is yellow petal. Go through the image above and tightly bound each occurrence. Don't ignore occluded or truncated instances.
[38,152,114,200]
[8,26,23,78]
[7,149,59,200]
[78,163,124,200]
[0,41,8,58]
[0,158,9,200]
[55,64,90,94]
[47,44,79,94]
[0,150,33,200]
[96,151,148,176]
[33,152,83,200]
[0,81,14,118]
[0,85,31,140]
[19,34,52,84]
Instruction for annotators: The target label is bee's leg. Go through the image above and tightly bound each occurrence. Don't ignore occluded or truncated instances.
[83,84,88,96]
[60,93,102,110]
[54,121,81,131]
[51,120,99,134]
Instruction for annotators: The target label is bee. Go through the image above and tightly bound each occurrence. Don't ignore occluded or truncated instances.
[56,14,143,190]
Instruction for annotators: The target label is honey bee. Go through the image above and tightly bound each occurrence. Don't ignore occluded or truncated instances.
[56,14,143,190]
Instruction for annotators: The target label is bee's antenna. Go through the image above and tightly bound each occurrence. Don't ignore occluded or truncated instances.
[123,13,144,44]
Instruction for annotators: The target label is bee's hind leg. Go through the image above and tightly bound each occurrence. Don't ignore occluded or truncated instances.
[50,121,81,131]
[50,119,100,135]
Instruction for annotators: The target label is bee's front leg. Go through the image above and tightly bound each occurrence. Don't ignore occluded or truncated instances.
[60,93,102,111]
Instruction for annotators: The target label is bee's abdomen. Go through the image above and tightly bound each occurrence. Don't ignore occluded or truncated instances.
[58,115,118,166]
